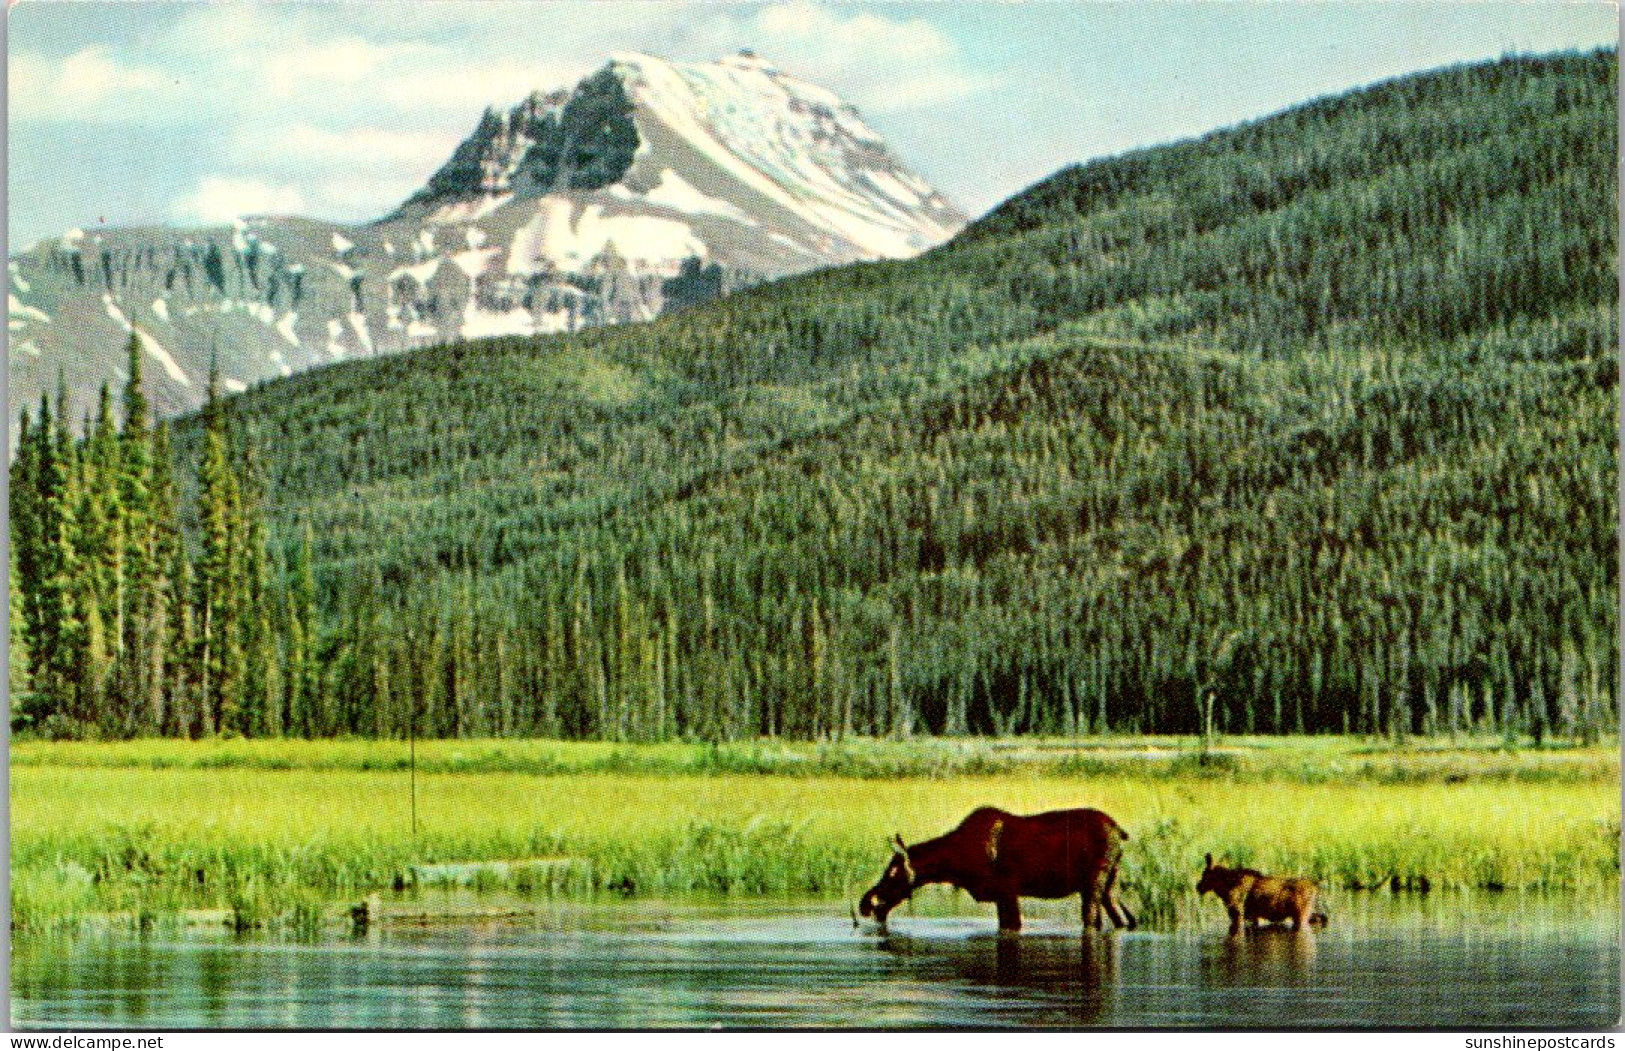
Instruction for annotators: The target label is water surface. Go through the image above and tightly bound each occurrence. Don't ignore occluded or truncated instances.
[13,893,1619,1029]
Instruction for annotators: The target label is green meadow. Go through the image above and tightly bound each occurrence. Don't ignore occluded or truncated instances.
[11,736,1619,935]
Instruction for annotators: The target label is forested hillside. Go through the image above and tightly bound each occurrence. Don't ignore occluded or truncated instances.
[17,50,1617,741]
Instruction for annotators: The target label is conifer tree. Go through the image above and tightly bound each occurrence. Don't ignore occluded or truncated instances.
[9,405,43,729]
[9,546,30,724]
[118,332,164,732]
[193,361,243,734]
[32,378,84,729]
[76,384,122,730]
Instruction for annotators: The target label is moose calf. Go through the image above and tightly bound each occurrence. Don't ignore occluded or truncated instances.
[1196,853,1327,933]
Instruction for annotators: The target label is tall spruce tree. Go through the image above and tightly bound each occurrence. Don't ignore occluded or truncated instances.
[117,333,162,732]
[76,384,122,730]
[34,377,84,729]
[193,360,243,734]
[150,422,187,734]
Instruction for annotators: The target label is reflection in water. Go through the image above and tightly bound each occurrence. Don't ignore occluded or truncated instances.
[874,930,1118,1025]
[12,895,1620,1030]
[1205,928,1317,987]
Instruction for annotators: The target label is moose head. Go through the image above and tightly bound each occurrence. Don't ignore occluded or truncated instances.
[857,833,917,925]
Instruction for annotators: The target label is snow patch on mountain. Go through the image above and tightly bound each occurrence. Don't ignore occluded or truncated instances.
[462,304,535,340]
[508,199,705,275]
[276,311,300,347]
[535,309,573,334]
[348,311,374,354]
[644,170,756,226]
[10,295,49,325]
[141,335,189,387]
[102,294,129,329]
[103,295,190,387]
[453,245,500,279]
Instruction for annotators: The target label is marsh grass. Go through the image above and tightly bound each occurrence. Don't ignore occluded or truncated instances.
[11,738,1618,933]
[13,735,1617,783]
[11,863,98,935]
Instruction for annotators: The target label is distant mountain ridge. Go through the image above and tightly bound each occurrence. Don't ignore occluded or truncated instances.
[8,51,965,424]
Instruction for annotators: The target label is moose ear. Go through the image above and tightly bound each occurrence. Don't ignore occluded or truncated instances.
[894,833,916,883]
[1204,853,1213,869]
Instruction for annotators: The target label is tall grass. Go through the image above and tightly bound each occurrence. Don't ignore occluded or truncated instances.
[11,738,1618,934]
[12,735,1617,783]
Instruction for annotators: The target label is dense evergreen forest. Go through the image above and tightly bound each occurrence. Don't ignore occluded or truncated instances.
[10,343,277,737]
[13,49,1618,741]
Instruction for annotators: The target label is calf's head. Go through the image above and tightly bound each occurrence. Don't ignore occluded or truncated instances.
[1195,853,1223,896]
[858,834,916,924]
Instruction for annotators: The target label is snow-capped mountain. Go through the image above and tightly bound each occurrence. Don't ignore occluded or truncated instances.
[9,51,966,425]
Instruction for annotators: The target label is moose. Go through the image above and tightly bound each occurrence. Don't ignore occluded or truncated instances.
[1195,853,1327,933]
[857,806,1136,933]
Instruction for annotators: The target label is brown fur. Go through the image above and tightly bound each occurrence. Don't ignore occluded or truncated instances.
[859,806,1136,933]
[1196,854,1327,933]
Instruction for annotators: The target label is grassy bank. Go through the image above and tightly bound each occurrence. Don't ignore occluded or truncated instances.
[11,737,1619,935]
[11,734,1618,783]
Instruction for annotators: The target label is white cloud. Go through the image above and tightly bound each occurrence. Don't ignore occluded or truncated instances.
[307,173,431,221]
[863,68,1000,115]
[233,123,462,168]
[218,123,463,222]
[755,2,954,63]
[683,1,1000,114]
[261,36,396,99]
[10,47,173,122]
[373,58,587,116]
[159,3,583,119]
[172,177,308,224]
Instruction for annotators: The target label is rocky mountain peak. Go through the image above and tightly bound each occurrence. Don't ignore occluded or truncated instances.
[9,52,966,427]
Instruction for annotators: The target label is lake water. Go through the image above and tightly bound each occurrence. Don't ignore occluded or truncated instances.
[13,893,1620,1029]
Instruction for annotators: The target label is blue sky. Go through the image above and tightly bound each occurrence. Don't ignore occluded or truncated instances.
[8,1,1617,250]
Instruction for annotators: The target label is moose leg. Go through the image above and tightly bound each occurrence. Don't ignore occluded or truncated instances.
[1101,867,1136,930]
[1081,890,1103,932]
[1083,870,1108,930]
[996,898,1022,933]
